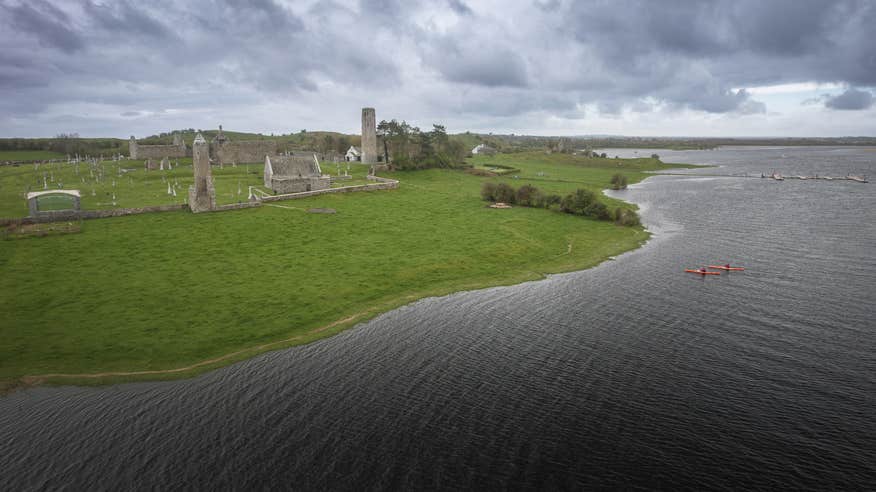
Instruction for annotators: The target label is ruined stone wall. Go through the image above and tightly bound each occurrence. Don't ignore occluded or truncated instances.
[1,201,261,225]
[271,176,331,194]
[214,141,278,165]
[132,143,187,160]
[1,204,187,225]
[260,175,398,202]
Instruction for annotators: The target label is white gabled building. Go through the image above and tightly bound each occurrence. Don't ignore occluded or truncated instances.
[345,146,362,162]
[471,143,496,155]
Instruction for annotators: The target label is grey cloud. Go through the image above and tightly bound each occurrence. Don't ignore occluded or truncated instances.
[0,0,398,116]
[433,47,529,88]
[825,88,874,110]
[560,0,875,111]
[687,89,761,114]
[84,1,172,38]
[447,0,472,15]
[597,100,623,115]
[1,0,874,137]
[534,0,561,11]
[3,0,84,53]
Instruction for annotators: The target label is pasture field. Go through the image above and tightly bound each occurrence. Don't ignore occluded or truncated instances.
[0,150,67,162]
[0,153,698,391]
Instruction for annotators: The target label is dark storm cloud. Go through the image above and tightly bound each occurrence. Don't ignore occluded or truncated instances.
[446,0,472,15]
[0,0,398,119]
[825,88,874,110]
[428,42,529,88]
[83,1,172,38]
[558,0,876,113]
[0,0,874,137]
[2,0,84,53]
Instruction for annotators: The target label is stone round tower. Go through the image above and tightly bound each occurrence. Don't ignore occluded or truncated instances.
[361,108,378,164]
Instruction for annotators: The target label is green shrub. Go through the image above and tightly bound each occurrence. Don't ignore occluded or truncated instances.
[494,183,516,203]
[481,182,498,201]
[515,184,538,206]
[561,189,597,214]
[583,201,611,220]
[610,173,628,190]
[614,207,641,226]
[482,183,617,222]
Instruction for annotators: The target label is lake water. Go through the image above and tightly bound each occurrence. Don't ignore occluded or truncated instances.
[2,146,875,490]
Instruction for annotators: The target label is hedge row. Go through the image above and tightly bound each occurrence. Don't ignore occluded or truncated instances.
[481,182,641,226]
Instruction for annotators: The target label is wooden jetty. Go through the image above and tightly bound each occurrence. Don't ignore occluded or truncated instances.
[761,173,868,183]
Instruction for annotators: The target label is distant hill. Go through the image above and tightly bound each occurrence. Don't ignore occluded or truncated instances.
[2,130,874,163]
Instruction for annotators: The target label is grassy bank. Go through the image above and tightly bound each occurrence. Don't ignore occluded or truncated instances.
[0,153,698,392]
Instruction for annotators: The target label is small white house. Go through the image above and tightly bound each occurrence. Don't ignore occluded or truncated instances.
[345,146,362,162]
[471,143,496,155]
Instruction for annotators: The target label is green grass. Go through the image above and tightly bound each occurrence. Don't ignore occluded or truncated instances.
[0,150,67,161]
[0,152,699,391]
[0,159,374,217]
[473,163,520,175]
[469,151,700,209]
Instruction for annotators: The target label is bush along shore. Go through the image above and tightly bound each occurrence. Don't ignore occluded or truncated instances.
[481,182,641,226]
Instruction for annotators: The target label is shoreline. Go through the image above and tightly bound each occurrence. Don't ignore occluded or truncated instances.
[1,228,648,396]
[1,164,685,397]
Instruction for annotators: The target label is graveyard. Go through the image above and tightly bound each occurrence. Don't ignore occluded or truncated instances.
[0,150,690,392]
[0,157,373,217]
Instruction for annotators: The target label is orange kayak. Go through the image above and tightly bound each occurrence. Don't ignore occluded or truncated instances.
[708,265,745,271]
[685,269,721,275]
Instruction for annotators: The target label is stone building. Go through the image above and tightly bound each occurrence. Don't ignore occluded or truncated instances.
[188,133,216,212]
[210,125,278,165]
[129,134,187,160]
[345,146,362,162]
[264,153,331,194]
[471,143,496,155]
[361,108,378,164]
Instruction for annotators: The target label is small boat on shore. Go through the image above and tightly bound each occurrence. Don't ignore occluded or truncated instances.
[685,269,721,275]
[708,265,745,271]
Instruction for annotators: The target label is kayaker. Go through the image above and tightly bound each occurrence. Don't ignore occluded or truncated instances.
[725,263,731,269]
[700,267,707,273]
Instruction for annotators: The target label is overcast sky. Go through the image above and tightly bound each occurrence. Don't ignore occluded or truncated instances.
[1,0,874,138]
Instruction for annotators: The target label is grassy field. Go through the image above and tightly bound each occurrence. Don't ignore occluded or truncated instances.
[0,152,698,391]
[470,151,695,208]
[0,159,373,217]
[0,150,67,161]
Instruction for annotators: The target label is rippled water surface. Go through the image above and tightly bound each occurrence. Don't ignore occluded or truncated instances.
[2,147,875,490]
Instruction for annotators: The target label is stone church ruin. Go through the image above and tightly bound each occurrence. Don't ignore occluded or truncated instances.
[264,153,330,194]
[129,133,187,160]
[211,125,278,166]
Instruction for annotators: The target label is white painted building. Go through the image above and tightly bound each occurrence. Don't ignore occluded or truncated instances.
[471,143,496,155]
[345,146,362,162]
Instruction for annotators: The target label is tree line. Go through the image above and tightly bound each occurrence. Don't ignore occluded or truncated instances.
[481,182,641,226]
[377,120,468,169]
[0,135,124,156]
